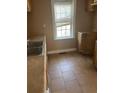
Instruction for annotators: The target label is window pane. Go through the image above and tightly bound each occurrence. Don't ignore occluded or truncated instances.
[66,25,70,29]
[66,30,71,36]
[57,27,61,31]
[62,29,66,37]
[56,24,71,38]
[57,30,61,37]
[55,4,72,20]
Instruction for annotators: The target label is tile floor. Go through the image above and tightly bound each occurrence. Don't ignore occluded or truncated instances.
[48,52,97,93]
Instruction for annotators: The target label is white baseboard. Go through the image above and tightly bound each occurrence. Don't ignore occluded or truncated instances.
[47,48,77,55]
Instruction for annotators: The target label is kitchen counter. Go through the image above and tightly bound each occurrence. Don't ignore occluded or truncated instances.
[27,36,47,93]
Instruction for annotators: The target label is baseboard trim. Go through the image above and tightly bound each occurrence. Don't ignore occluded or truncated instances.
[47,48,77,55]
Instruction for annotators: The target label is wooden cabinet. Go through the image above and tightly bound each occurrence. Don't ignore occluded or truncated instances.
[27,0,31,12]
[78,32,97,55]
[85,0,97,12]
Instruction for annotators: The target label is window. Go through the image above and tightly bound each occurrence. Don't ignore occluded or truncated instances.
[51,0,76,40]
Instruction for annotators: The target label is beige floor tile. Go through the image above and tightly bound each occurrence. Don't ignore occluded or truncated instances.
[53,90,67,93]
[51,78,65,92]
[62,71,76,81]
[48,52,97,93]
[48,66,60,74]
[60,65,74,72]
[49,70,62,80]
[65,80,83,93]
[80,84,97,93]
[78,76,96,87]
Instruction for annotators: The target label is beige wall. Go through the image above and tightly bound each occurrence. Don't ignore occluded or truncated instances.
[27,0,94,51]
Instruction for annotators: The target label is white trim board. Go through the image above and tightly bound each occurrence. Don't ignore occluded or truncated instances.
[47,48,77,55]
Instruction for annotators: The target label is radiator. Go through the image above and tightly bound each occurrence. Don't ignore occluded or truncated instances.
[78,32,97,55]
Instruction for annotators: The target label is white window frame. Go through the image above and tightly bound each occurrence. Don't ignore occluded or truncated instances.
[51,0,76,40]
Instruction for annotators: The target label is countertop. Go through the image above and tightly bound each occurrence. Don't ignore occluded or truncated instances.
[27,36,46,93]
[27,56,44,93]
